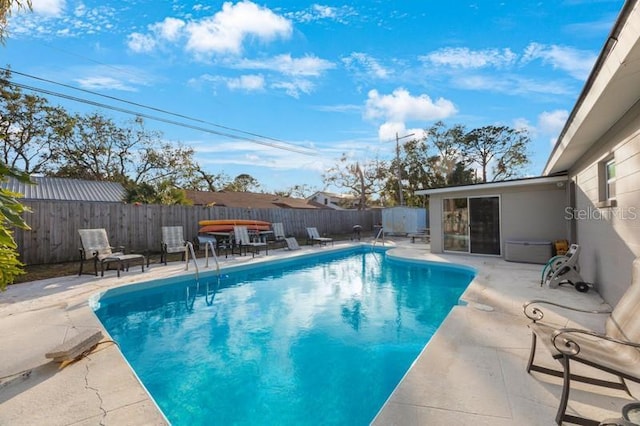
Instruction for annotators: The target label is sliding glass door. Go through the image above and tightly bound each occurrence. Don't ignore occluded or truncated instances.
[443,196,501,255]
[443,198,469,252]
[469,196,501,255]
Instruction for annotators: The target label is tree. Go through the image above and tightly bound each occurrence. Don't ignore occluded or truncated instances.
[382,122,476,206]
[323,154,387,210]
[224,173,260,192]
[0,68,75,174]
[0,0,31,44]
[426,121,475,186]
[50,114,199,203]
[462,125,530,182]
[0,162,30,290]
[184,169,231,192]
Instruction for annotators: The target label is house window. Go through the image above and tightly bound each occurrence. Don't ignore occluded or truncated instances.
[324,198,328,205]
[597,157,617,207]
[605,159,616,200]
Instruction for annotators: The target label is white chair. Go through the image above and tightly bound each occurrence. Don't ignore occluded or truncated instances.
[233,226,268,257]
[306,227,333,246]
[272,222,286,240]
[161,226,187,265]
[284,237,300,251]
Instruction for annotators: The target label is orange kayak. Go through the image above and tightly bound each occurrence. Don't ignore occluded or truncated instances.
[198,219,271,227]
[199,223,272,233]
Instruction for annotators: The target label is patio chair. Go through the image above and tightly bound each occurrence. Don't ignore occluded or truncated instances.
[541,243,590,292]
[306,227,333,246]
[284,237,300,251]
[161,226,187,265]
[523,256,640,425]
[268,222,287,249]
[272,222,286,240]
[233,225,268,257]
[78,228,145,277]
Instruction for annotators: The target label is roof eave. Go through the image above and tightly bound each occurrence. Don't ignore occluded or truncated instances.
[415,175,568,196]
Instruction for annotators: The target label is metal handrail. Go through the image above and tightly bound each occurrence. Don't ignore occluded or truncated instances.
[184,241,199,280]
[372,227,385,247]
[203,240,220,275]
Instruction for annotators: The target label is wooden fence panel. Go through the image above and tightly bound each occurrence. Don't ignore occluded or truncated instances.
[14,201,381,265]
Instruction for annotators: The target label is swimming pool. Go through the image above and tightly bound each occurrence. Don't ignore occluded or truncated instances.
[93,247,475,425]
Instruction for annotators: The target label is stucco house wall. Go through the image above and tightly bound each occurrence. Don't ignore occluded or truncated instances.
[567,100,640,304]
[427,181,568,256]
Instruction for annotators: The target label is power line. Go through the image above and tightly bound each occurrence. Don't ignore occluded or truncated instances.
[2,67,316,155]
[9,80,316,156]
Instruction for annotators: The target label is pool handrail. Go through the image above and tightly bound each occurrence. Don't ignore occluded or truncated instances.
[184,241,200,281]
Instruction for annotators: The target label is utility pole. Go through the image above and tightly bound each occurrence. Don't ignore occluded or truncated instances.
[395,132,415,206]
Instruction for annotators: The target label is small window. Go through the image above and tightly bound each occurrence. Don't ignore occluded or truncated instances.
[324,198,328,205]
[605,159,616,200]
[597,157,616,208]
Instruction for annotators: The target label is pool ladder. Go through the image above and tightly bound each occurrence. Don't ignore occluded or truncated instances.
[185,240,220,279]
[184,241,222,308]
[372,227,385,248]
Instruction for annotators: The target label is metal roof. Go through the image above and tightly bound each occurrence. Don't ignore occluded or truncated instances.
[1,176,126,202]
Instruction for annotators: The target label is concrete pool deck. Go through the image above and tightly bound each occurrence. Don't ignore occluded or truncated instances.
[0,239,635,425]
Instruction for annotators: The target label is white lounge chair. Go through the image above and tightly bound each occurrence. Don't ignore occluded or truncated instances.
[78,228,145,277]
[233,225,268,257]
[523,256,640,425]
[161,226,187,265]
[306,227,333,246]
[272,222,286,240]
[284,237,300,251]
[268,222,288,249]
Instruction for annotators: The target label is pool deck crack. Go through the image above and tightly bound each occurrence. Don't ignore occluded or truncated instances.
[84,359,107,426]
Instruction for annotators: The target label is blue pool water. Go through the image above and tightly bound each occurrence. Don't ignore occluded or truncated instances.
[93,247,474,425]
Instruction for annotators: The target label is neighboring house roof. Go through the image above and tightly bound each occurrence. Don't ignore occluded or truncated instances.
[308,191,357,201]
[544,0,640,175]
[184,190,320,209]
[307,191,360,210]
[1,176,126,202]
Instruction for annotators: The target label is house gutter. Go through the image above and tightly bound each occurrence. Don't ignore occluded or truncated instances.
[543,0,637,175]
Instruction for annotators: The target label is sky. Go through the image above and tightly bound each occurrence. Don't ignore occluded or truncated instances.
[3,0,626,194]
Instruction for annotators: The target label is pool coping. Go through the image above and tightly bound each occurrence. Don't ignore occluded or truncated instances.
[0,240,633,425]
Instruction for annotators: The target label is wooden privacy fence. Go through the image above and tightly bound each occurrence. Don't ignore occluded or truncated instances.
[15,200,382,265]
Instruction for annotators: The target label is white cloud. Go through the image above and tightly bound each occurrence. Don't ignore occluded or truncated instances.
[29,0,66,16]
[74,76,138,92]
[454,74,573,96]
[342,52,391,79]
[185,1,292,55]
[227,74,265,91]
[365,88,456,143]
[521,42,596,80]
[513,118,534,135]
[271,79,314,98]
[151,17,186,42]
[538,109,569,145]
[69,65,155,92]
[421,47,517,69]
[364,88,457,122]
[127,32,157,53]
[287,4,357,24]
[234,54,335,76]
[377,123,426,143]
